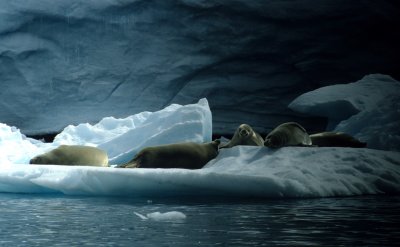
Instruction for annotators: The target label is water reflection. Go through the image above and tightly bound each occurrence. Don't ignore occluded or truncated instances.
[0,194,399,246]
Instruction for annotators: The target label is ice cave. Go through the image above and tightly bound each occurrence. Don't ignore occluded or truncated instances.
[2,1,400,246]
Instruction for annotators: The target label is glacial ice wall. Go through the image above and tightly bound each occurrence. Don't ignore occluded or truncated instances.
[1,0,399,135]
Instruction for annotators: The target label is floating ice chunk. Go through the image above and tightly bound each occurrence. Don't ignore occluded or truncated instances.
[134,212,148,220]
[1,94,400,199]
[1,146,400,198]
[134,211,187,221]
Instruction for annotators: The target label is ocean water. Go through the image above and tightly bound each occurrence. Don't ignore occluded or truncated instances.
[0,194,399,246]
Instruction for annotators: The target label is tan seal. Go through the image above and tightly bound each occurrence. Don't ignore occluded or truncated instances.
[310,132,367,148]
[264,122,312,148]
[30,145,109,167]
[117,140,220,169]
[220,124,264,149]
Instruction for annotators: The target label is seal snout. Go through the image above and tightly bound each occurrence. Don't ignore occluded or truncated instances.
[264,135,281,148]
[213,139,221,147]
[29,156,42,164]
[239,128,249,137]
[264,138,272,147]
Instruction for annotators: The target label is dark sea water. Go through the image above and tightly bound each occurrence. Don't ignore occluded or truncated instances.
[0,194,399,246]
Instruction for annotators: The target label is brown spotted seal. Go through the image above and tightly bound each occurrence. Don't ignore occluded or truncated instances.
[117,140,220,169]
[264,122,312,148]
[220,124,264,148]
[30,145,109,167]
[309,132,367,148]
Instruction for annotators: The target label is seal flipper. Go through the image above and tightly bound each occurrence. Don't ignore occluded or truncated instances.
[123,162,140,168]
[309,132,367,148]
[115,163,127,168]
[116,161,140,168]
[219,142,232,149]
[296,144,317,147]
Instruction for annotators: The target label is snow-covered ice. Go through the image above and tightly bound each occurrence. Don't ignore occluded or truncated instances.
[1,92,400,198]
[1,146,399,198]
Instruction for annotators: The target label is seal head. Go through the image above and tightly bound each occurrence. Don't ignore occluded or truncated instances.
[220,124,264,148]
[264,122,312,148]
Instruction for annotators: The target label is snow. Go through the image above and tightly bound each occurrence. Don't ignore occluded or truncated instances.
[289,74,400,152]
[1,89,400,198]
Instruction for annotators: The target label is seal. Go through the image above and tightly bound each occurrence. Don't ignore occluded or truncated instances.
[220,124,264,148]
[309,132,367,148]
[30,145,109,167]
[117,140,220,169]
[264,122,312,148]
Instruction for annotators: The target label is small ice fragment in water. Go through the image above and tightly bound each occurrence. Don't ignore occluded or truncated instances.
[147,211,187,221]
[134,211,148,220]
[134,211,187,221]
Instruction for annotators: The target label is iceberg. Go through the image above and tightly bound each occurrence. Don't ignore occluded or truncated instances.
[1,96,400,198]
[289,74,400,151]
[0,146,399,198]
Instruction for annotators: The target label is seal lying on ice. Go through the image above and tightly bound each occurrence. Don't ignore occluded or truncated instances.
[264,122,312,148]
[309,132,367,148]
[117,140,220,169]
[220,124,264,148]
[29,145,109,167]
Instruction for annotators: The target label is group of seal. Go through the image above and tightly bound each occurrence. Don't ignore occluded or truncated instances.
[29,141,221,170]
[29,122,365,169]
[219,122,366,149]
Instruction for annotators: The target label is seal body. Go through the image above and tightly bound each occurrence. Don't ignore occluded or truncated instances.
[118,140,220,169]
[310,132,367,148]
[30,145,109,167]
[264,122,312,148]
[220,124,264,148]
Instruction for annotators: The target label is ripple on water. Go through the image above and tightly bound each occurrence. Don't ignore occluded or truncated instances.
[0,194,399,246]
